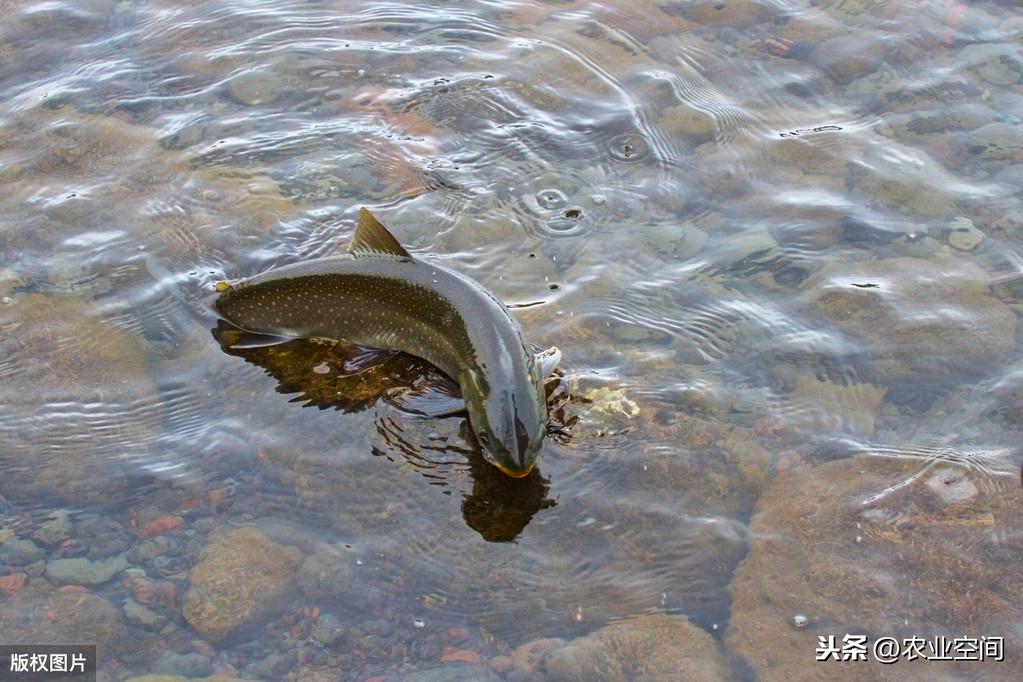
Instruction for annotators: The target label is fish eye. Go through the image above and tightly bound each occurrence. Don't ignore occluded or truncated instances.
[478,432,489,447]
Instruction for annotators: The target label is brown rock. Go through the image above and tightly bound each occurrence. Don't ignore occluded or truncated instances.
[182,527,303,641]
[659,104,716,138]
[812,35,884,84]
[805,256,1016,381]
[489,655,514,674]
[543,613,734,681]
[0,586,128,658]
[846,160,956,218]
[727,456,1023,680]
[672,0,774,28]
[0,293,152,505]
[0,572,27,592]
[510,637,565,675]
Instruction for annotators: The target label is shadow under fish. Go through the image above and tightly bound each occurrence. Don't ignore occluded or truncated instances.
[212,323,559,541]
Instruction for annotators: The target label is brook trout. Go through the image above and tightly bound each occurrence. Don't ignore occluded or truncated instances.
[215,208,560,477]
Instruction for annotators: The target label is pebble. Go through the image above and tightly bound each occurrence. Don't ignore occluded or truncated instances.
[0,572,28,593]
[968,122,1023,159]
[33,509,73,546]
[958,43,1023,86]
[128,535,177,563]
[123,597,169,630]
[0,537,45,566]
[361,618,392,637]
[152,650,212,678]
[227,69,283,106]
[947,217,985,251]
[441,648,482,665]
[311,612,344,644]
[401,663,502,682]
[44,554,129,586]
[926,467,979,505]
[141,515,184,538]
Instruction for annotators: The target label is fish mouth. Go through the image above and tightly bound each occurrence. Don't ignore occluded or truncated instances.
[492,459,537,479]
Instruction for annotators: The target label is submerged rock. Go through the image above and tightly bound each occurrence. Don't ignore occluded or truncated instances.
[0,293,153,505]
[805,256,1016,382]
[152,651,213,678]
[968,122,1023,160]
[0,586,128,657]
[226,68,283,106]
[846,159,955,218]
[788,375,887,437]
[727,456,1023,680]
[297,543,357,600]
[542,613,734,681]
[401,662,502,682]
[44,554,129,586]
[958,43,1023,86]
[182,527,302,641]
[0,536,45,566]
[33,509,73,546]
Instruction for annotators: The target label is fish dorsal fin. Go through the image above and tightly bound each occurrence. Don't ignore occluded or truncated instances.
[349,208,413,260]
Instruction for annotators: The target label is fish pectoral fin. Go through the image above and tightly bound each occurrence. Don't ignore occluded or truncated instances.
[349,207,413,260]
[340,346,398,375]
[220,329,295,349]
[536,346,562,376]
[384,379,465,418]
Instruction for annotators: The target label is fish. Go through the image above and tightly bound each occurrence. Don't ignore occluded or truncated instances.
[214,207,561,477]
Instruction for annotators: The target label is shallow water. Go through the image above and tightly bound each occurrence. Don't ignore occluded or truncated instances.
[2,0,1022,679]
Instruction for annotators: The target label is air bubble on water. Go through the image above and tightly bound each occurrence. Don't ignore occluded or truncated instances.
[591,194,606,206]
[413,618,426,629]
[855,535,863,543]
[536,188,568,210]
[793,614,809,628]
[608,132,650,162]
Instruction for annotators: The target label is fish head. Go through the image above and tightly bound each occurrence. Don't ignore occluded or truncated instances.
[460,361,548,478]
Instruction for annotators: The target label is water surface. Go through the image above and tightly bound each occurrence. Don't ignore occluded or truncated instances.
[2,0,1023,679]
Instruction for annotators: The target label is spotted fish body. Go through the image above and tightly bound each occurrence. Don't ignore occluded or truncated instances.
[215,208,559,477]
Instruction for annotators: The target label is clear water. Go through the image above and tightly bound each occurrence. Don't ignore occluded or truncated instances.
[2,0,1022,679]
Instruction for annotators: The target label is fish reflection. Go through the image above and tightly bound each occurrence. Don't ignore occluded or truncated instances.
[212,321,562,541]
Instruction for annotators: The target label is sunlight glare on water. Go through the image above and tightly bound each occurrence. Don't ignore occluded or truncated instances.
[1,0,1023,679]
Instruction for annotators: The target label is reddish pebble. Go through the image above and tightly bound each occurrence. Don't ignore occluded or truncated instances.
[46,610,58,622]
[446,626,470,643]
[441,648,482,665]
[291,626,302,639]
[365,677,386,682]
[489,655,514,674]
[179,497,203,512]
[0,573,27,593]
[141,515,184,538]
[58,539,74,550]
[161,582,177,607]
[309,606,320,621]
[57,585,90,594]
